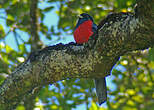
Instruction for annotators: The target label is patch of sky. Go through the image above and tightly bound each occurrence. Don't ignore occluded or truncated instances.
[5,32,18,51]
[106,75,116,91]
[72,103,86,110]
[73,93,85,98]
[0,9,9,32]
[67,100,74,104]
[73,85,81,89]
[38,1,75,45]
[115,64,126,72]
[0,9,30,51]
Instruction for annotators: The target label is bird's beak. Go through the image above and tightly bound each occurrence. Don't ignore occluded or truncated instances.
[77,15,83,18]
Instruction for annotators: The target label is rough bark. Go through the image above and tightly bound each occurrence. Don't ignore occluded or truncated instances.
[0,0,154,109]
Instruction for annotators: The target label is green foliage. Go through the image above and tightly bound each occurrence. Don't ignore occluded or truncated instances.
[110,52,154,110]
[38,79,96,109]
[149,47,154,61]
[0,24,5,39]
[0,0,154,110]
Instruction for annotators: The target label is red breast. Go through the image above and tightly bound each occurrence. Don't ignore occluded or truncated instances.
[73,20,94,44]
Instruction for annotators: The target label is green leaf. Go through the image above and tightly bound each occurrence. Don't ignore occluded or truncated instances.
[5,45,13,53]
[43,6,54,12]
[16,105,25,110]
[148,47,154,61]
[0,24,5,39]
[7,14,15,21]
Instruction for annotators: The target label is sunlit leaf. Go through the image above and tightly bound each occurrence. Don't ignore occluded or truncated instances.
[16,105,25,110]
[0,25,5,38]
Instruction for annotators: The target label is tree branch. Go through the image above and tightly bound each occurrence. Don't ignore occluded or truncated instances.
[0,0,154,109]
[29,0,42,50]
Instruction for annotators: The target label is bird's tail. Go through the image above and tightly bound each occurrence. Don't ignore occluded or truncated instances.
[94,77,107,105]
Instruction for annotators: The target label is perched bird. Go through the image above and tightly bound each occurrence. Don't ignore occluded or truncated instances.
[73,13,97,44]
[73,13,107,105]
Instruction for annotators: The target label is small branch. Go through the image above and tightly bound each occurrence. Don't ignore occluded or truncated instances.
[30,0,42,51]
[16,32,26,43]
[13,30,19,50]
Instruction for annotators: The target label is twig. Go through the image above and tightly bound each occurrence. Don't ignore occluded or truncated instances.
[13,30,19,50]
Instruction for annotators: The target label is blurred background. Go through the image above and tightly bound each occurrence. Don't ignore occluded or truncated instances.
[0,0,154,110]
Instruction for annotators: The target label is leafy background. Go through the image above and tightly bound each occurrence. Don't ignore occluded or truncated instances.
[0,0,154,110]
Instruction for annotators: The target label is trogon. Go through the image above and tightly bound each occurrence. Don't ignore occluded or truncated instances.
[73,13,107,105]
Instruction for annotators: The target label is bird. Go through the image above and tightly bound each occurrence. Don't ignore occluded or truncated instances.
[73,13,107,105]
[73,13,97,44]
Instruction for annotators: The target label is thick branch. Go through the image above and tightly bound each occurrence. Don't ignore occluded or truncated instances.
[0,0,154,109]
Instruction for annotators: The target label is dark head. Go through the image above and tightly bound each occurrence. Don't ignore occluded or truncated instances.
[78,13,94,22]
[75,13,94,29]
